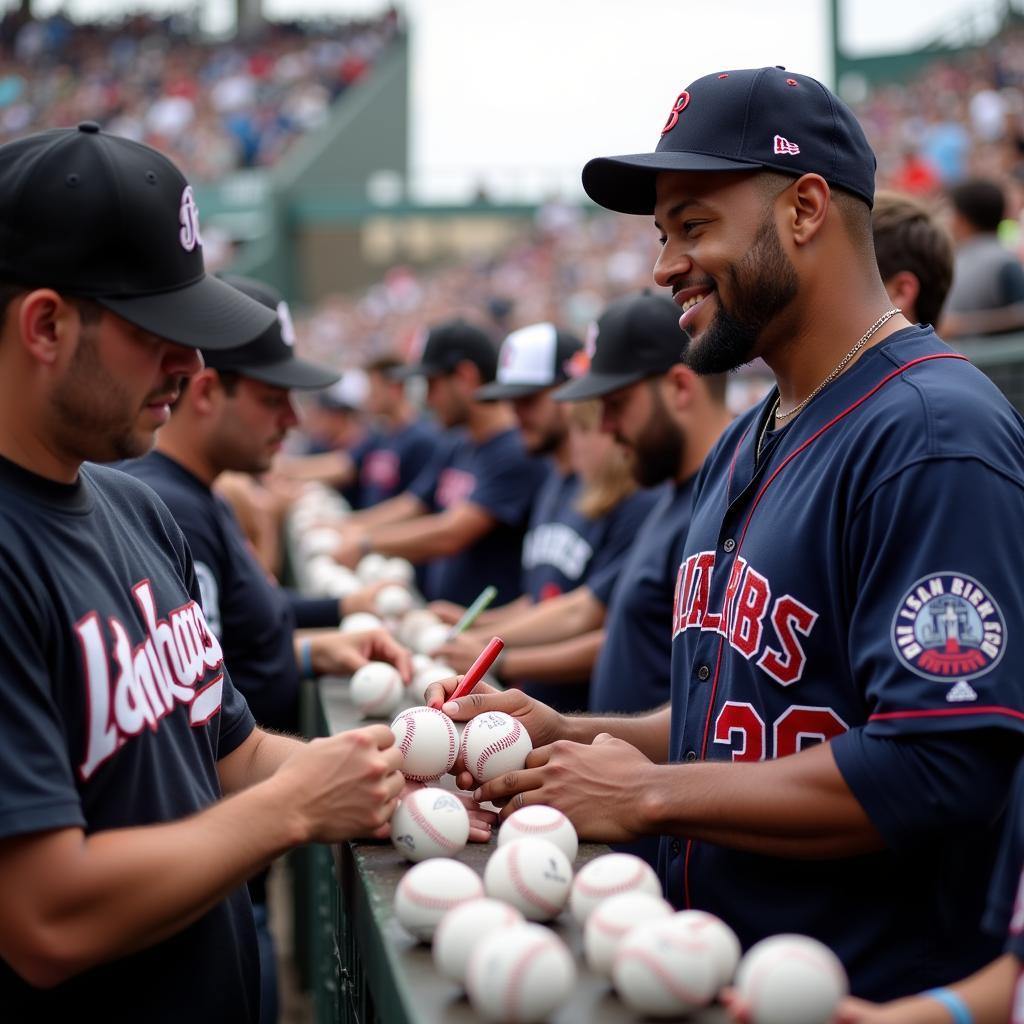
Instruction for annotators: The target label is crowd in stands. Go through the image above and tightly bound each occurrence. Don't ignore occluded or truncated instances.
[0,6,401,181]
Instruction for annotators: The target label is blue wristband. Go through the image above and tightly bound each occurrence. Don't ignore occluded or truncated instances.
[300,639,316,680]
[924,988,973,1024]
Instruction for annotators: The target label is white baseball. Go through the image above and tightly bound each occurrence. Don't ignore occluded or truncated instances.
[349,661,404,718]
[339,611,383,633]
[297,526,342,560]
[410,663,455,704]
[612,917,720,1018]
[393,858,483,942]
[321,566,362,598]
[390,786,470,862]
[584,890,673,976]
[375,584,414,618]
[735,934,849,1024]
[415,621,451,656]
[498,805,578,862]
[466,923,576,1024]
[569,852,661,924]
[483,836,573,922]
[432,897,524,984]
[399,609,441,649]
[411,652,434,675]
[304,554,345,594]
[672,909,742,988]
[381,556,416,585]
[460,711,533,783]
[391,706,459,781]
[357,552,390,584]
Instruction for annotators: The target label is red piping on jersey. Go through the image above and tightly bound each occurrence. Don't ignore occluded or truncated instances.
[871,705,1024,723]
[680,352,967,910]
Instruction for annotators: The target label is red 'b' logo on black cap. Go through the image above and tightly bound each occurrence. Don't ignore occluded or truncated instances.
[661,91,690,135]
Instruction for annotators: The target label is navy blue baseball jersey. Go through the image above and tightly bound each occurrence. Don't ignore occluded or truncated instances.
[409,427,547,607]
[0,455,258,1021]
[359,416,441,508]
[123,452,301,735]
[519,466,662,712]
[588,479,687,715]
[663,326,1024,999]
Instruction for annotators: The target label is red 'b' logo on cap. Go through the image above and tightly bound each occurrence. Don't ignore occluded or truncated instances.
[661,91,690,135]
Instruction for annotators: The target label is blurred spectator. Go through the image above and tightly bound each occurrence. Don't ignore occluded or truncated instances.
[0,7,401,181]
[942,177,1024,337]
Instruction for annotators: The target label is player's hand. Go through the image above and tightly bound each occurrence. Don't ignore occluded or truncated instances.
[424,676,566,791]
[474,733,657,842]
[274,726,404,842]
[724,990,897,1023]
[309,628,412,683]
[427,599,465,625]
[331,529,367,569]
[341,579,399,617]
[433,631,487,673]
[375,781,497,843]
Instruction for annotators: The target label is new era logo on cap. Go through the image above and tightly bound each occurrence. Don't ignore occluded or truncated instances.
[773,135,801,156]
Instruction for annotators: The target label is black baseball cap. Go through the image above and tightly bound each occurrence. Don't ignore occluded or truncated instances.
[0,122,276,349]
[582,67,876,215]
[201,275,340,390]
[394,319,498,382]
[553,292,687,401]
[476,322,583,400]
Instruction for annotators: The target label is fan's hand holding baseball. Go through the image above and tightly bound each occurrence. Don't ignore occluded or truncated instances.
[391,780,497,843]
[475,733,657,843]
[310,627,412,682]
[272,726,404,842]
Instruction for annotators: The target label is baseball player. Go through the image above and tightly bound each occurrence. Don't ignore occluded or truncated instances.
[428,68,1024,1000]
[0,124,405,1020]
[332,320,548,607]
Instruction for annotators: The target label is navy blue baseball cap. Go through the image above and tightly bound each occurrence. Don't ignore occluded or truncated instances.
[0,123,276,349]
[393,319,499,382]
[202,275,340,390]
[553,292,687,401]
[582,66,877,215]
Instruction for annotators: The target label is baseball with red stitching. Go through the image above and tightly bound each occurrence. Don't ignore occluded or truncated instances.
[465,922,575,1023]
[459,710,533,783]
[612,917,720,1017]
[497,804,578,862]
[734,934,849,1024]
[349,660,403,718]
[672,909,742,989]
[390,786,470,862]
[583,890,673,976]
[390,706,458,781]
[393,857,484,942]
[433,897,524,984]
[569,851,662,924]
[483,836,572,922]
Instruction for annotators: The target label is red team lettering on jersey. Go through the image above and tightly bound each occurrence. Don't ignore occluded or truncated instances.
[673,550,819,685]
[76,578,225,781]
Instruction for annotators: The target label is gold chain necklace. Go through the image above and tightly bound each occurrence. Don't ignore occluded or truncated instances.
[757,308,902,461]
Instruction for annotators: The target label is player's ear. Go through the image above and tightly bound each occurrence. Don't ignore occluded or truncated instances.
[188,368,223,414]
[663,362,697,413]
[883,271,919,323]
[787,173,830,247]
[17,289,76,366]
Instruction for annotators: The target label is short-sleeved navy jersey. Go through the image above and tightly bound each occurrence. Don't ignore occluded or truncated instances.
[359,416,441,508]
[518,466,661,712]
[588,479,687,715]
[123,452,301,735]
[409,428,547,607]
[0,456,258,1021]
[662,326,1024,999]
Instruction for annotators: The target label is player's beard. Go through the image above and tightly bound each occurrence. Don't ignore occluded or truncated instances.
[684,212,799,376]
[628,383,683,488]
[51,324,168,463]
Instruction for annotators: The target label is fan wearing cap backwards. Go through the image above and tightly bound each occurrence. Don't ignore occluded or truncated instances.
[425,68,1024,1001]
[331,319,548,608]
[0,124,407,1021]
[436,318,680,714]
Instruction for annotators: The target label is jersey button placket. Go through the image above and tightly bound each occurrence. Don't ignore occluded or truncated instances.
[723,537,736,552]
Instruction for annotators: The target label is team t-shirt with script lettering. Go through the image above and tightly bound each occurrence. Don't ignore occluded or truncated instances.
[0,456,258,1021]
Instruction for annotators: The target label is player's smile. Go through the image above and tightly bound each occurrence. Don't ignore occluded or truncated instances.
[672,281,717,336]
